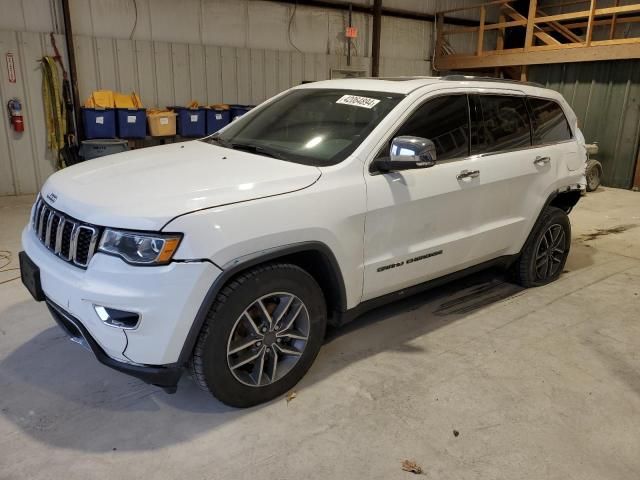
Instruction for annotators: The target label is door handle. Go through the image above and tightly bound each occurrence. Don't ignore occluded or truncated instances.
[534,155,551,166]
[457,169,480,180]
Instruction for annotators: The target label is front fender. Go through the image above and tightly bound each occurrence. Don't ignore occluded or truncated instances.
[163,179,367,310]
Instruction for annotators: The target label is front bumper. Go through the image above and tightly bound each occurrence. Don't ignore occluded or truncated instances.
[46,299,182,392]
[22,224,221,372]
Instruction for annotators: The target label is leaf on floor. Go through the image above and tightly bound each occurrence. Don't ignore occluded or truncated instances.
[286,391,297,404]
[401,459,423,475]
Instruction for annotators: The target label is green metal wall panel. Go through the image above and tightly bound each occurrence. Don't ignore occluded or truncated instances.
[530,61,640,189]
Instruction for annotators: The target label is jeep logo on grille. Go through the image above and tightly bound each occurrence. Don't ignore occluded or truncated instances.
[46,192,57,203]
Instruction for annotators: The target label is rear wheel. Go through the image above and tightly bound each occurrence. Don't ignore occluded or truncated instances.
[190,263,326,407]
[514,206,571,287]
[586,159,602,192]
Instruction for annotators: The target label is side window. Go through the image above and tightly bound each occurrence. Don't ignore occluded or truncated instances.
[473,95,531,153]
[528,97,573,145]
[392,95,470,161]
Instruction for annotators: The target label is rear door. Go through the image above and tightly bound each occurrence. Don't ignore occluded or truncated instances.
[461,92,539,261]
[464,93,574,259]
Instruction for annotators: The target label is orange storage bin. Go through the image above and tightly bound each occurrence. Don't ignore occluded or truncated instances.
[147,110,177,136]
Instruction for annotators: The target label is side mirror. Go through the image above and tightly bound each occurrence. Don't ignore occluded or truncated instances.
[374,136,437,172]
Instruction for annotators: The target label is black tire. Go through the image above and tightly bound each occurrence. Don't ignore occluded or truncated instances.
[586,159,602,192]
[190,263,326,408]
[513,206,571,288]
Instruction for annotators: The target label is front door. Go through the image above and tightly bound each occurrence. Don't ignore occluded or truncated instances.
[362,93,487,301]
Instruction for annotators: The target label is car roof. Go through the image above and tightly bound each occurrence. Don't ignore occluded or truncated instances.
[296,75,551,96]
[296,77,442,94]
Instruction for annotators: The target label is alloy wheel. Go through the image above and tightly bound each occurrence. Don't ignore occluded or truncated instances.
[226,292,310,387]
[534,224,566,281]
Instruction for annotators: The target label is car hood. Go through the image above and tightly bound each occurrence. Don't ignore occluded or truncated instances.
[41,141,321,230]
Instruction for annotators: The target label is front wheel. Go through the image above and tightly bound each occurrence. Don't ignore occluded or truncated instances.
[513,206,571,288]
[190,263,326,408]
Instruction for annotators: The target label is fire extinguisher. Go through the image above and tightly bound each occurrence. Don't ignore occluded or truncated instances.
[7,98,24,133]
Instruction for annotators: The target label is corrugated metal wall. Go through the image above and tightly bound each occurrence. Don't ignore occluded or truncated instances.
[0,0,486,196]
[0,28,429,197]
[0,31,68,196]
[530,61,640,189]
[72,35,429,110]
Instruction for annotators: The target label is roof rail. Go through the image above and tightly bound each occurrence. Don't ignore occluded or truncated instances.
[441,75,544,88]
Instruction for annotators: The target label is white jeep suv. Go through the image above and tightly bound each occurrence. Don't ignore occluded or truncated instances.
[20,76,586,407]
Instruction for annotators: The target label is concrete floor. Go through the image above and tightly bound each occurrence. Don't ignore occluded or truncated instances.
[1,188,639,480]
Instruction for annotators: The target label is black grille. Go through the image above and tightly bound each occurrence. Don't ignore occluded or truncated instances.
[31,198,101,268]
[74,228,93,265]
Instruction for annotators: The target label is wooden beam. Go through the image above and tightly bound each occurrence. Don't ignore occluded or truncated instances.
[542,15,640,30]
[435,42,640,69]
[536,8,583,43]
[498,0,560,45]
[535,31,562,45]
[586,0,597,46]
[610,0,620,39]
[534,4,640,23]
[526,0,537,50]
[591,37,640,45]
[485,19,527,30]
[542,0,589,8]
[497,13,505,50]
[502,4,530,24]
[443,19,526,35]
[597,4,640,16]
[477,6,486,56]
[533,10,591,23]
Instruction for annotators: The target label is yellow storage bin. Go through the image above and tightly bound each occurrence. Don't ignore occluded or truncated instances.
[147,109,177,136]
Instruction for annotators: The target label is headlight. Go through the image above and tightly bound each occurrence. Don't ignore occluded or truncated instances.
[98,229,182,265]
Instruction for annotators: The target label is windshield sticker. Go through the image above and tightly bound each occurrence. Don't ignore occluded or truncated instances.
[336,95,381,109]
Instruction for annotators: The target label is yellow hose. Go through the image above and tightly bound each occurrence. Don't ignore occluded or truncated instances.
[41,56,67,169]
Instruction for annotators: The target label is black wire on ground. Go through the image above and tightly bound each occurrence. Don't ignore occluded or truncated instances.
[0,250,20,286]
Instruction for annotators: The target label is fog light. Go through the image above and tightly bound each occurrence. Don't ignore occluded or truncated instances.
[94,305,140,330]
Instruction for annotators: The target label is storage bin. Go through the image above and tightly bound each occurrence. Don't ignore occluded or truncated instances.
[171,107,206,137]
[79,139,129,160]
[206,105,231,134]
[229,104,252,121]
[116,108,147,138]
[82,108,116,139]
[147,111,177,136]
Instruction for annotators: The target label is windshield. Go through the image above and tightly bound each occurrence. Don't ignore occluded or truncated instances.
[201,89,404,166]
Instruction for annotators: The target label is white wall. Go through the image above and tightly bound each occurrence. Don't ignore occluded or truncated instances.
[0,31,69,196]
[72,36,378,109]
[0,0,481,195]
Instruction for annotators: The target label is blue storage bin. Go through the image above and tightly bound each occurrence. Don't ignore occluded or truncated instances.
[172,107,206,137]
[229,104,253,121]
[116,108,147,138]
[82,108,116,139]
[206,108,230,134]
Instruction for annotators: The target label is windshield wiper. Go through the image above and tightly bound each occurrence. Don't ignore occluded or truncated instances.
[206,135,233,149]
[228,142,287,160]
[205,136,287,160]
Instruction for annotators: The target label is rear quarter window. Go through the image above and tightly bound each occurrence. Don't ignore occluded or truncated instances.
[527,97,573,145]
